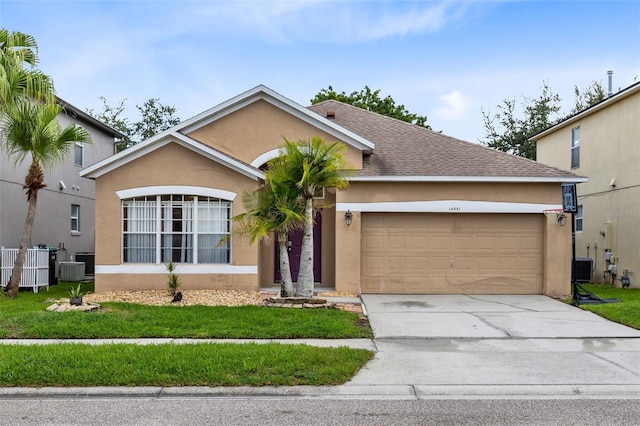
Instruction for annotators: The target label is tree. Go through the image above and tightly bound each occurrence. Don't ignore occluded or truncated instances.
[2,100,91,298]
[278,137,353,297]
[571,80,606,115]
[233,156,304,297]
[133,98,180,141]
[481,82,562,160]
[482,80,610,160]
[311,85,431,129]
[86,97,180,151]
[0,29,53,112]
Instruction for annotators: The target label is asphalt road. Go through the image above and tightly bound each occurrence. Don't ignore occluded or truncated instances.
[1,397,639,425]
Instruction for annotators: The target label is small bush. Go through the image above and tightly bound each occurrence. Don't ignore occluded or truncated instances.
[165,262,181,295]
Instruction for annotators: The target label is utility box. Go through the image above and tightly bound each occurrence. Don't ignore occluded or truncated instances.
[575,257,594,283]
[74,252,95,276]
[60,261,85,282]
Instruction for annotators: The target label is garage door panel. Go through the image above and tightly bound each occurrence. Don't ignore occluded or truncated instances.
[453,235,474,250]
[363,235,385,249]
[519,236,541,250]
[409,257,429,270]
[362,213,543,294]
[387,256,408,270]
[431,236,452,249]
[388,236,406,249]
[409,236,429,249]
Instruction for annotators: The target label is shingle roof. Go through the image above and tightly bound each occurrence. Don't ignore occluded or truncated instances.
[308,100,581,180]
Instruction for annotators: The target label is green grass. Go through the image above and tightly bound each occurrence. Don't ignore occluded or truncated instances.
[0,282,374,387]
[0,343,374,387]
[577,283,640,329]
[0,282,372,339]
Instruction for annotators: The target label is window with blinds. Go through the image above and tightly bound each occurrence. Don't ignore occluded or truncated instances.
[122,195,231,264]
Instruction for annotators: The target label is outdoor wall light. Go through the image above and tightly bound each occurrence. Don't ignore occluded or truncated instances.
[558,213,567,227]
[344,210,353,227]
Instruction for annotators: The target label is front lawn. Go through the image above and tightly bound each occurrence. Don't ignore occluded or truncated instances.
[0,343,373,387]
[0,282,372,339]
[577,283,640,329]
[0,282,374,387]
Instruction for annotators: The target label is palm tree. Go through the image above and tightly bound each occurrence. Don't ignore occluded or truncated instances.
[0,29,54,111]
[233,157,304,297]
[280,137,353,297]
[2,99,91,298]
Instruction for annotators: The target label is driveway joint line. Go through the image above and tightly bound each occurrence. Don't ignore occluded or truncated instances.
[468,312,511,337]
[587,352,640,378]
[466,294,538,312]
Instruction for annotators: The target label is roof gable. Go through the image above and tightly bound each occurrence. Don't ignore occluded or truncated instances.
[148,85,374,153]
[81,85,376,179]
[80,132,263,180]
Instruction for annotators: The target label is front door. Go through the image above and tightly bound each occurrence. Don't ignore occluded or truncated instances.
[275,212,322,283]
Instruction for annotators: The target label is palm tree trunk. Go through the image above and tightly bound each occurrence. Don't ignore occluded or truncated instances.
[6,161,44,299]
[278,232,294,297]
[295,197,314,297]
[6,187,39,298]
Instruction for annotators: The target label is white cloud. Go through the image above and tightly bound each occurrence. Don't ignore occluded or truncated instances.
[184,0,470,43]
[436,90,471,120]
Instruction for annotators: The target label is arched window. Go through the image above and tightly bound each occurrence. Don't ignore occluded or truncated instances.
[122,195,231,264]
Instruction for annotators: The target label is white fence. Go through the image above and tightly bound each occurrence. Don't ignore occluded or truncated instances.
[1,248,49,293]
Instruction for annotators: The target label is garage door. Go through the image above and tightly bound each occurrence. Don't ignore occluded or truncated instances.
[361,213,543,294]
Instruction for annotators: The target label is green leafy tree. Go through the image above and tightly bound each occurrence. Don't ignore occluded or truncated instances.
[482,80,610,160]
[2,100,91,298]
[86,97,180,151]
[278,137,353,297]
[311,85,431,129]
[481,82,562,160]
[233,157,305,297]
[0,29,53,111]
[571,80,606,115]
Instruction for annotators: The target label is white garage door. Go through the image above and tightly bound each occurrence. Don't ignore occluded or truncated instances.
[361,213,544,294]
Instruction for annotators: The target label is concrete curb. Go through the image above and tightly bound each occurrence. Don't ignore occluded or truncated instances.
[1,384,640,400]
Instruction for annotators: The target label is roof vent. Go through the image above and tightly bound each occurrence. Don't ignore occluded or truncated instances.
[326,110,336,119]
[607,70,614,97]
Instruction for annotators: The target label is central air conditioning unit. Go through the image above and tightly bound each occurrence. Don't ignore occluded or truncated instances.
[575,257,593,283]
[59,261,85,281]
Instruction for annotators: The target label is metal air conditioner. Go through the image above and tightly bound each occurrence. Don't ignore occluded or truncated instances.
[59,261,85,281]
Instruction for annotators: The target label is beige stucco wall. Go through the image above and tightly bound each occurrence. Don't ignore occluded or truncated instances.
[93,142,260,292]
[334,181,573,297]
[537,88,640,286]
[338,182,561,204]
[187,99,363,170]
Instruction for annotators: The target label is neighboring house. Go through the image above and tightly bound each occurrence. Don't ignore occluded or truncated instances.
[0,97,125,273]
[81,85,583,297]
[535,81,640,287]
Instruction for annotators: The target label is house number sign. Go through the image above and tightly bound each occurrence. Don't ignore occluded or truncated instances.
[448,206,461,212]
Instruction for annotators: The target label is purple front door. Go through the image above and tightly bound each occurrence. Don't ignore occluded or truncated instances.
[275,212,322,283]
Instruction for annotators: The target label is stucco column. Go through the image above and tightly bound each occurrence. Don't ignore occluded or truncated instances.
[335,209,362,294]
[543,214,572,298]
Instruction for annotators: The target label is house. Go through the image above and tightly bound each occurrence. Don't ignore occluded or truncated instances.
[81,85,583,297]
[0,97,125,275]
[535,79,640,287]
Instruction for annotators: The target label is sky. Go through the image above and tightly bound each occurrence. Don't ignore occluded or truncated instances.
[1,0,639,143]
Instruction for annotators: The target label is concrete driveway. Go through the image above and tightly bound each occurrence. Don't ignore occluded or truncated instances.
[345,295,640,397]
[361,294,640,339]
